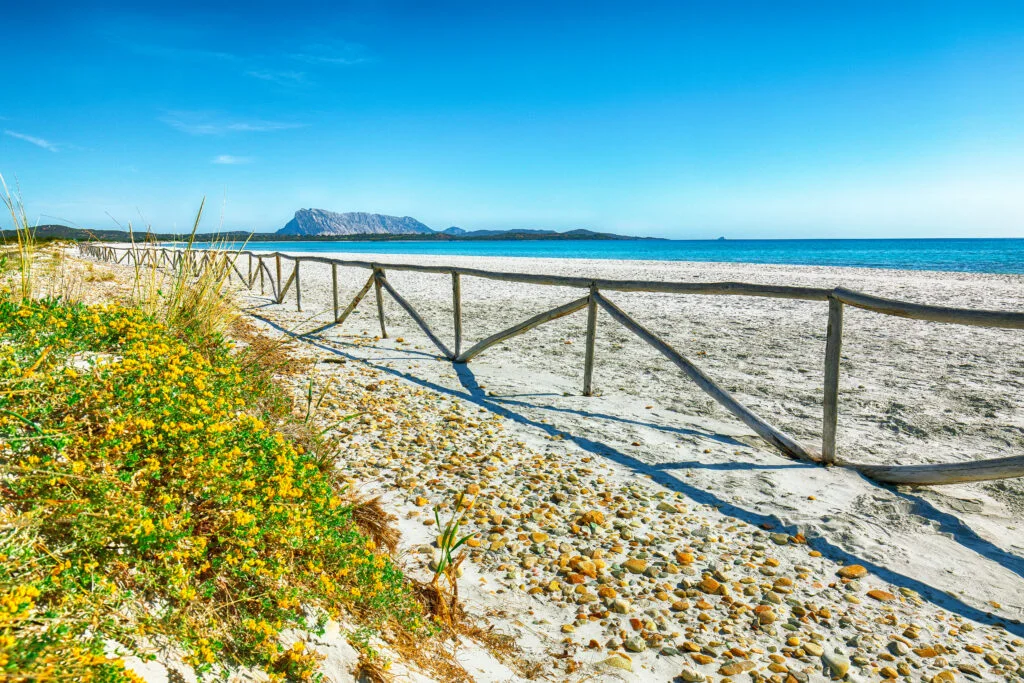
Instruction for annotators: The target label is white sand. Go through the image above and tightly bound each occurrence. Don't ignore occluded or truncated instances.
[246,249,1024,629]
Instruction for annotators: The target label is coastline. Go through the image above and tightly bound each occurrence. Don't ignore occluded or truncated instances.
[226,237,1024,275]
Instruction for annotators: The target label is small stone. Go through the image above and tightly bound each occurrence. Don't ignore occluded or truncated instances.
[561,624,575,633]
[931,672,956,683]
[868,589,896,602]
[837,565,868,579]
[624,558,647,574]
[719,661,752,676]
[625,636,647,653]
[612,598,631,614]
[957,664,982,679]
[679,669,705,682]
[657,501,680,513]
[699,576,721,594]
[601,655,632,672]
[879,666,898,679]
[579,510,605,526]
[690,653,714,665]
[414,496,429,506]
[770,533,790,544]
[803,642,823,657]
[822,652,850,679]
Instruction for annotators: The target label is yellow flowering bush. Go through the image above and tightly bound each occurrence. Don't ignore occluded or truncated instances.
[0,296,422,680]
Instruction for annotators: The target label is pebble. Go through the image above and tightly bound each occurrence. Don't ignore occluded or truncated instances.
[601,654,632,672]
[822,651,850,679]
[623,558,647,574]
[836,564,868,579]
[625,636,647,653]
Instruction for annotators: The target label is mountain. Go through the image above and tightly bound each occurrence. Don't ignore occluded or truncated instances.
[275,210,642,240]
[277,209,433,236]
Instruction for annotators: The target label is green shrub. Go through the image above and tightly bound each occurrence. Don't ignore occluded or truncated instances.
[0,296,422,681]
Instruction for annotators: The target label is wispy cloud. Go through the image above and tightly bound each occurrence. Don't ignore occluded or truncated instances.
[126,42,242,63]
[212,155,253,165]
[4,130,59,152]
[246,69,308,86]
[290,41,369,66]
[161,111,304,136]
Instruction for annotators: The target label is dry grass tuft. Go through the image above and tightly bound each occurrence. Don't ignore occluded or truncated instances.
[411,579,466,630]
[349,495,401,557]
[354,655,393,683]
[230,315,309,376]
[387,627,473,683]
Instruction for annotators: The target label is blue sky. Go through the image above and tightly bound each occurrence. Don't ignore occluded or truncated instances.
[2,0,1023,238]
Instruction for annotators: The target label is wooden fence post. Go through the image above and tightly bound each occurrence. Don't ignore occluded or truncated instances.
[452,271,463,358]
[822,295,843,465]
[373,268,388,338]
[275,254,282,298]
[331,263,339,320]
[294,261,302,312]
[583,283,598,396]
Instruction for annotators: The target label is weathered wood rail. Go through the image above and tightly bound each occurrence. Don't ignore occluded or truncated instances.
[79,243,1024,487]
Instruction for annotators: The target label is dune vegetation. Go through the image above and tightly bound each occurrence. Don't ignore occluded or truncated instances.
[0,185,431,681]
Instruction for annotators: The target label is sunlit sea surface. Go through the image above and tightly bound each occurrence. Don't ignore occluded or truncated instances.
[184,238,1024,274]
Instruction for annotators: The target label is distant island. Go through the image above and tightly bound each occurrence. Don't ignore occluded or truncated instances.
[8,208,656,243]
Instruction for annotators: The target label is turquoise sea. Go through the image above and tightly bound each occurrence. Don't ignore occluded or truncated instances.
[205,238,1024,275]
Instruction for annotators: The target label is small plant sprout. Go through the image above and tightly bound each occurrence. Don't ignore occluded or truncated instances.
[431,489,477,601]
[303,372,337,424]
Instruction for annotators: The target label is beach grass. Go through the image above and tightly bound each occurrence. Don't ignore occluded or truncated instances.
[128,199,243,344]
[0,175,36,301]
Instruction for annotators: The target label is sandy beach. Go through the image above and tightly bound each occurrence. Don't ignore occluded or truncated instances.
[234,250,1024,679]
[103,247,1024,680]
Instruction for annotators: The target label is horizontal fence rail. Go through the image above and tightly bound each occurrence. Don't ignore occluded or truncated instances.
[78,243,1024,487]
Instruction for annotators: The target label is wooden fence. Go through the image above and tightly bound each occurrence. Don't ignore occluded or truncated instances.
[78,243,1024,487]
